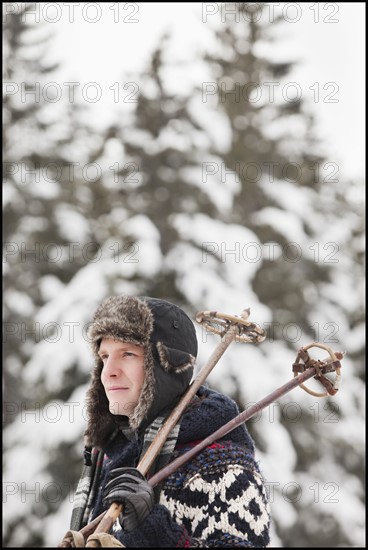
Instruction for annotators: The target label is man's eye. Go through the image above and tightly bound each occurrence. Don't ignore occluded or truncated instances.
[100,355,108,361]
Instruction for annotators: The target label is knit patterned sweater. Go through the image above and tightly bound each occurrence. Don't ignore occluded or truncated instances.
[89,387,270,547]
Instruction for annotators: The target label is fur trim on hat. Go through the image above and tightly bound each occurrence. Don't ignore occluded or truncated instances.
[88,295,153,355]
[128,346,155,431]
[156,342,196,374]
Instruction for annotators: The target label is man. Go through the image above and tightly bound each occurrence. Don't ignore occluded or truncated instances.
[69,295,270,547]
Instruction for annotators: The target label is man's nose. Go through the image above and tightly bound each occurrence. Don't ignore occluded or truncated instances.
[103,356,120,377]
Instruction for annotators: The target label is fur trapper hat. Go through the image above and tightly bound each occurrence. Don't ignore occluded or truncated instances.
[84,295,197,448]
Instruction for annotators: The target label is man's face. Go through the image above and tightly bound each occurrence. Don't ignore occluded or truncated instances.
[99,338,145,417]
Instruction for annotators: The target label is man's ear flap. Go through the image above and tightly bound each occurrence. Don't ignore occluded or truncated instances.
[156,342,195,373]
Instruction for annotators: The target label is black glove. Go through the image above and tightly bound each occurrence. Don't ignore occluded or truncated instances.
[102,467,154,532]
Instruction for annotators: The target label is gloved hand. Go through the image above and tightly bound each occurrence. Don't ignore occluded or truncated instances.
[85,533,125,547]
[59,529,85,547]
[102,467,154,532]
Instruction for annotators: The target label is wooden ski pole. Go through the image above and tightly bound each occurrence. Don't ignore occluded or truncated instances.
[149,346,343,488]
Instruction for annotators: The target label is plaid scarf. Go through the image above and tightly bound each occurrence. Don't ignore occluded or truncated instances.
[70,414,181,531]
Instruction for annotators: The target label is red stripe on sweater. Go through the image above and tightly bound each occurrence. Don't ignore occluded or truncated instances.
[176,440,227,450]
